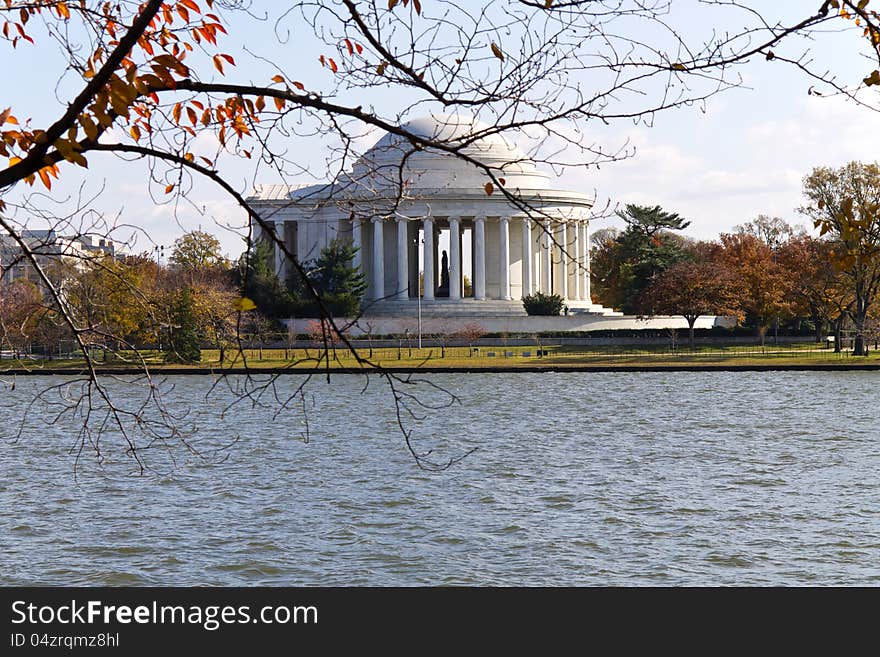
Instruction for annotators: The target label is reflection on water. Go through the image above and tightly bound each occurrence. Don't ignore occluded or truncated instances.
[1,372,878,585]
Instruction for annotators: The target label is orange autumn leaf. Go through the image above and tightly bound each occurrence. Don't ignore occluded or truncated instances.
[38,167,52,190]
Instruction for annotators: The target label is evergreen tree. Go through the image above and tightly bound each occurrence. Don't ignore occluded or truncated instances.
[593,205,693,313]
[289,239,366,317]
[163,287,202,364]
[235,240,295,319]
[615,204,690,238]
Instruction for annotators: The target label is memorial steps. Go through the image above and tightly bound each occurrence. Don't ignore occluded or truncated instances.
[361,298,623,318]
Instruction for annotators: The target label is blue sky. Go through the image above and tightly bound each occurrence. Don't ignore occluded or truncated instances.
[3,0,880,258]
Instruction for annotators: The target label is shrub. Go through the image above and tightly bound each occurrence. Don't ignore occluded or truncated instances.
[522,292,564,316]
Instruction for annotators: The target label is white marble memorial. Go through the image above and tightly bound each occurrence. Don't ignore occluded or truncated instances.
[247,114,622,321]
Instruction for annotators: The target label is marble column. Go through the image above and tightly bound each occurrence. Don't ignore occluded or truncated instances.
[583,220,591,302]
[473,215,486,300]
[449,216,461,300]
[396,217,408,300]
[542,220,552,294]
[574,220,582,301]
[423,217,435,300]
[372,217,384,300]
[559,222,569,300]
[521,217,532,298]
[352,218,362,271]
[499,216,511,300]
[533,241,541,294]
[274,221,286,281]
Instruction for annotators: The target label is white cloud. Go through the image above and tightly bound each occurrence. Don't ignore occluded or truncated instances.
[551,94,880,240]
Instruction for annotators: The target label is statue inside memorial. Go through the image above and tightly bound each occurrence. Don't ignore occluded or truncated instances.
[438,249,450,297]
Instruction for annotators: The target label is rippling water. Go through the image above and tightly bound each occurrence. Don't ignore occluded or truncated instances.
[1,372,878,586]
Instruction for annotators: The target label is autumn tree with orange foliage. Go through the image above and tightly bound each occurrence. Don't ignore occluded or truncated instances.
[718,232,792,347]
[636,244,741,349]
[777,234,850,345]
[800,161,880,356]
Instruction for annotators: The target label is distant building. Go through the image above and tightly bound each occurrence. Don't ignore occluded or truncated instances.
[0,230,127,288]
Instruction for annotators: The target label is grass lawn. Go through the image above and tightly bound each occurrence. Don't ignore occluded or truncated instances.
[4,342,880,371]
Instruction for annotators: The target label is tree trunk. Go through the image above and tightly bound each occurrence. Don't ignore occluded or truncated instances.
[852,281,869,356]
[811,307,823,344]
[834,316,842,353]
[854,333,867,356]
[853,314,867,356]
[686,317,696,350]
[853,304,869,356]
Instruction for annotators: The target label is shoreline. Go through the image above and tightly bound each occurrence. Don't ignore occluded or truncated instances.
[3,362,880,375]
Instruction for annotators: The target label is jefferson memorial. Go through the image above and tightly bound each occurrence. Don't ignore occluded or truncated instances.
[248,115,719,333]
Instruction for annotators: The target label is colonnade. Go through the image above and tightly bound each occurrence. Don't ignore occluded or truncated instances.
[343,214,591,302]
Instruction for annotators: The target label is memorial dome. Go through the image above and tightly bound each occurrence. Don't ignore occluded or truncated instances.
[349,114,550,193]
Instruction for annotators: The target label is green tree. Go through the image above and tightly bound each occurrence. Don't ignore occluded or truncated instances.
[289,239,366,318]
[169,230,226,272]
[800,161,880,356]
[163,286,201,364]
[236,240,295,319]
[615,204,691,238]
[592,205,692,313]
